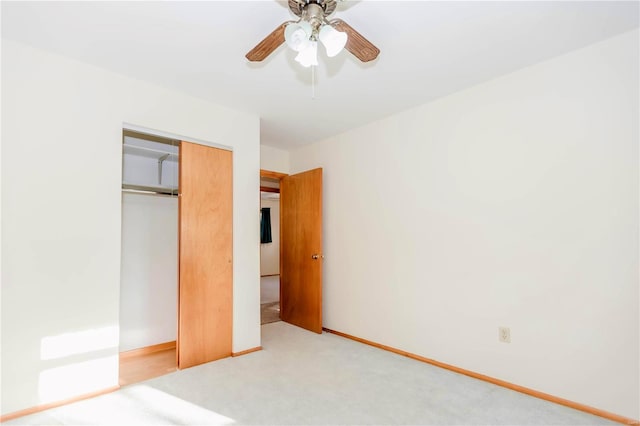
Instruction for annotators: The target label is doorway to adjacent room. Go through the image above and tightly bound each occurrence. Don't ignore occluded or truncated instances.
[260,174,281,325]
[259,168,324,333]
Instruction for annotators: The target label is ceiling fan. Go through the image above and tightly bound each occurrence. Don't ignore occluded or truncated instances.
[246,0,380,67]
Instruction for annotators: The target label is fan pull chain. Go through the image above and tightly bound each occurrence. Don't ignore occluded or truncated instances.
[311,65,316,99]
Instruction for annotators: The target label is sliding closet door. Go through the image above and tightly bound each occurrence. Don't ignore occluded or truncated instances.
[178,141,233,369]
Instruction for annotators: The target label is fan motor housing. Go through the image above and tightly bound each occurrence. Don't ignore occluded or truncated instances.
[288,0,337,18]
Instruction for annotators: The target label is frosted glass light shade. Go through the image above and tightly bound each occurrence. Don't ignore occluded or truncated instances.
[285,22,312,52]
[295,41,318,67]
[319,25,347,57]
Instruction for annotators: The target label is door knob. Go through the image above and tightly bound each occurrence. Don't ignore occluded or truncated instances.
[311,254,324,260]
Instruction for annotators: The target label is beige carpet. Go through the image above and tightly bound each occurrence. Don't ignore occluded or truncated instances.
[5,322,618,425]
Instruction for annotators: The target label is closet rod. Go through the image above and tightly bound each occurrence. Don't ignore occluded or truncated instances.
[121,188,178,198]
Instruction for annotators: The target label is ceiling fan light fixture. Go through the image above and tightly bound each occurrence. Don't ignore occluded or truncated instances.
[295,41,318,67]
[319,24,348,57]
[245,1,380,65]
[284,21,312,52]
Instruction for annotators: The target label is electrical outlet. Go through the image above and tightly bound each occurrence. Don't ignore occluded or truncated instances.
[499,327,511,343]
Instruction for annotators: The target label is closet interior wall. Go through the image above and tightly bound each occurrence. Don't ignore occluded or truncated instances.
[120,132,179,352]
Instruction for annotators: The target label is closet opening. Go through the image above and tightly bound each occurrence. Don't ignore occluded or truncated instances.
[120,127,234,380]
[119,129,179,385]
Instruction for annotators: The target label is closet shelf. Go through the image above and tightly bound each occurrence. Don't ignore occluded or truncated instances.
[123,144,178,162]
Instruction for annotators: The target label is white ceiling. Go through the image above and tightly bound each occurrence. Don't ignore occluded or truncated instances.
[2,1,638,149]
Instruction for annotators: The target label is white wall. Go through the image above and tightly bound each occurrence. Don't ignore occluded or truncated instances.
[120,192,178,352]
[1,39,261,415]
[260,198,280,276]
[290,30,639,419]
[261,145,290,174]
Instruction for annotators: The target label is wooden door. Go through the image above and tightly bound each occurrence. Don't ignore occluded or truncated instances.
[280,168,323,333]
[178,141,233,369]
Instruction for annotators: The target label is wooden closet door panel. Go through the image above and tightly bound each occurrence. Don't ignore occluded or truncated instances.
[280,168,323,333]
[178,141,233,369]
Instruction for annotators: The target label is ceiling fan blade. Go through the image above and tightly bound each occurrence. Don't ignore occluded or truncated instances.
[246,22,288,62]
[332,18,379,62]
